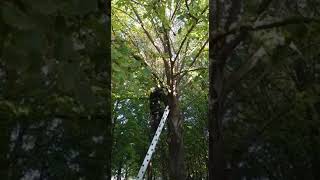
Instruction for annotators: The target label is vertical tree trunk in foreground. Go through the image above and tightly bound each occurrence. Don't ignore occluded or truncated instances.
[208,43,227,180]
[104,0,112,179]
[208,0,227,179]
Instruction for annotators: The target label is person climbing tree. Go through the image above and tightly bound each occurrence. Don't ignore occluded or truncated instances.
[149,86,168,135]
[146,86,168,180]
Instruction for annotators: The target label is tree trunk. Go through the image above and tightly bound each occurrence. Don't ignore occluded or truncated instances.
[208,62,227,180]
[167,93,186,180]
[208,0,244,178]
[104,0,112,179]
[208,0,227,179]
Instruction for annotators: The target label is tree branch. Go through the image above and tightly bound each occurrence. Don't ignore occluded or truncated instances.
[171,0,183,21]
[173,5,209,63]
[251,16,320,30]
[187,37,209,68]
[131,54,165,87]
[130,4,165,60]
[212,16,320,44]
[176,67,207,78]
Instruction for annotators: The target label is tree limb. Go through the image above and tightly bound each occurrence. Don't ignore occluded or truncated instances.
[130,3,166,61]
[176,67,207,78]
[173,5,209,63]
[212,16,320,44]
[131,54,165,87]
[188,37,209,68]
[171,0,183,21]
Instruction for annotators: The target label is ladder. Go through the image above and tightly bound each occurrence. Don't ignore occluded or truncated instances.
[136,106,170,180]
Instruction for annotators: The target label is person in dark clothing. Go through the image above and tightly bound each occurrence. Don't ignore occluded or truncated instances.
[149,86,168,135]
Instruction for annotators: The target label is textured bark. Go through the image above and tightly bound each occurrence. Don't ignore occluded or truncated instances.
[105,0,112,179]
[208,48,227,180]
[167,92,186,180]
[161,17,186,178]
[208,0,244,179]
[208,0,227,179]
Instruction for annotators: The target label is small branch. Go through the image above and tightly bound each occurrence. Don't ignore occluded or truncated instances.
[112,7,138,23]
[251,17,320,30]
[129,3,171,82]
[170,0,182,21]
[131,54,165,87]
[176,67,207,78]
[211,16,320,44]
[187,37,209,68]
[179,39,190,71]
[130,3,165,61]
[185,0,199,21]
[173,5,209,63]
[130,0,144,6]
[150,19,166,48]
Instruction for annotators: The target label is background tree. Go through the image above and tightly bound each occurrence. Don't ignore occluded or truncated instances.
[112,0,208,179]
[112,0,319,179]
[0,0,112,179]
[208,0,320,179]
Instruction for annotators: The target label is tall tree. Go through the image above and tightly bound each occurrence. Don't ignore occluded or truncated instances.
[0,0,112,179]
[112,0,208,179]
[208,0,320,179]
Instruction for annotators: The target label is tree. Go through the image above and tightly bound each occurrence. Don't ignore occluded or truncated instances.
[0,0,112,179]
[208,0,320,179]
[112,0,208,179]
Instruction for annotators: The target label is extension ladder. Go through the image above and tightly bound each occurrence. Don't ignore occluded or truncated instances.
[136,106,170,180]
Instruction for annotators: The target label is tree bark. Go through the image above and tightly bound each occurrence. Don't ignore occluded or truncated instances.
[208,0,227,179]
[105,0,112,179]
[208,0,245,179]
[208,51,227,180]
[167,92,186,180]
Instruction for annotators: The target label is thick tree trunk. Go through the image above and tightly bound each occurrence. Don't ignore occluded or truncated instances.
[208,0,227,179]
[208,0,244,179]
[208,58,227,180]
[167,93,186,180]
[208,33,241,179]
[105,0,112,179]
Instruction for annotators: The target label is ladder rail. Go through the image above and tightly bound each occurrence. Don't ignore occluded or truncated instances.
[136,106,170,180]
